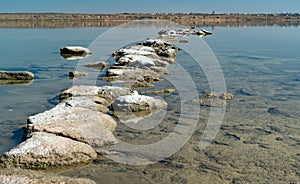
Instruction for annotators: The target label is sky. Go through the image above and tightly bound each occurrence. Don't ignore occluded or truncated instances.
[1,0,300,14]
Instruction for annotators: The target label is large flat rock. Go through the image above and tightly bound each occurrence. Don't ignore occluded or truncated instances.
[27,104,117,148]
[59,85,133,103]
[0,132,97,169]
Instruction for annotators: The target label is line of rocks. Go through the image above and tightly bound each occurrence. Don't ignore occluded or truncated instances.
[101,38,178,88]
[0,37,176,182]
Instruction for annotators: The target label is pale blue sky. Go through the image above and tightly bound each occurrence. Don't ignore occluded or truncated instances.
[1,0,299,14]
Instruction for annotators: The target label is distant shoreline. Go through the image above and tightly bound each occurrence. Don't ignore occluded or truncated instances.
[1,13,299,28]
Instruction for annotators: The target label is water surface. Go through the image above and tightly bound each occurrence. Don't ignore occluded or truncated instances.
[0,25,299,183]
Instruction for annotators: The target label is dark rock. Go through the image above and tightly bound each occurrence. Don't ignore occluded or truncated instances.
[0,71,34,80]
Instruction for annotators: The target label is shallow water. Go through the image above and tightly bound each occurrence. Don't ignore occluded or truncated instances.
[0,25,299,183]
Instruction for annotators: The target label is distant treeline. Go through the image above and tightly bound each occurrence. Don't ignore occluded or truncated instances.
[0,13,299,28]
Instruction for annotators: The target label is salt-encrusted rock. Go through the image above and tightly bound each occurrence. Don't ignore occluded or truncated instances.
[156,48,178,58]
[69,71,88,79]
[85,62,108,70]
[106,68,161,81]
[0,132,97,169]
[64,96,110,113]
[112,47,156,58]
[59,85,133,103]
[116,55,156,68]
[0,71,34,80]
[60,46,92,60]
[0,168,96,184]
[142,39,171,48]
[141,39,178,58]
[60,46,91,55]
[112,91,167,113]
[27,105,117,148]
[103,68,163,88]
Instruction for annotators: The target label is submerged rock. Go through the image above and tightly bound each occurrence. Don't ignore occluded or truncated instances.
[0,168,96,184]
[202,93,234,100]
[0,132,97,169]
[85,62,108,70]
[219,93,234,100]
[193,99,227,107]
[140,88,176,95]
[0,71,34,80]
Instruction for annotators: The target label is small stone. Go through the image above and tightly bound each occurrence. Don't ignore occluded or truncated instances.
[219,93,234,100]
[69,71,88,79]
[85,62,108,70]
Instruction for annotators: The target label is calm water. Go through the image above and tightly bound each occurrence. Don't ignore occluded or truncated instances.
[0,25,299,183]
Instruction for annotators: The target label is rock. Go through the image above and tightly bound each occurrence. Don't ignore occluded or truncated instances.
[179,40,189,43]
[193,99,227,107]
[112,47,156,58]
[0,168,96,184]
[27,104,117,148]
[115,54,173,68]
[85,62,108,70]
[60,46,91,55]
[103,68,163,88]
[0,132,97,169]
[202,93,234,100]
[202,93,219,99]
[142,39,171,48]
[149,66,169,74]
[219,93,234,100]
[69,71,88,79]
[0,71,34,80]
[156,48,178,58]
[140,88,176,95]
[116,55,156,68]
[64,96,110,113]
[59,85,133,103]
[60,46,92,60]
[112,91,167,113]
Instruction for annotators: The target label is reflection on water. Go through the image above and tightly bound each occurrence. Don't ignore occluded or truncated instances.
[0,25,299,183]
[0,79,33,86]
